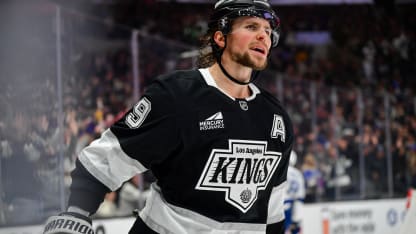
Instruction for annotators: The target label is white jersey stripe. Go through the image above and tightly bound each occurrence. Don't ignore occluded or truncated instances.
[199,68,261,101]
[78,129,148,191]
[140,184,266,234]
[267,181,287,224]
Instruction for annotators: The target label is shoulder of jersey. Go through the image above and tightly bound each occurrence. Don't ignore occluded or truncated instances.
[256,85,283,106]
[154,69,205,95]
[257,86,294,132]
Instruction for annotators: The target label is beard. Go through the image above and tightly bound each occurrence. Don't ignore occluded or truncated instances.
[231,51,268,70]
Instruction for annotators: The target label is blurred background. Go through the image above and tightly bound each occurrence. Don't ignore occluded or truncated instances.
[0,0,415,231]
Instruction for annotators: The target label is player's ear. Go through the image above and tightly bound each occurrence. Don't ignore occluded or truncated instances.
[213,31,226,49]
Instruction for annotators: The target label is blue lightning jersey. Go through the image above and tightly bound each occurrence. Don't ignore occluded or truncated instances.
[284,166,305,233]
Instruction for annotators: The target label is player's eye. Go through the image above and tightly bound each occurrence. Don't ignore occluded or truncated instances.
[246,24,258,31]
[264,28,272,36]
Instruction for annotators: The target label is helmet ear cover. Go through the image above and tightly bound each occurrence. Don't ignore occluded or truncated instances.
[218,17,230,35]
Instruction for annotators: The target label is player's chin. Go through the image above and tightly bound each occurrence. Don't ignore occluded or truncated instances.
[240,54,268,70]
[252,60,268,70]
[251,55,268,69]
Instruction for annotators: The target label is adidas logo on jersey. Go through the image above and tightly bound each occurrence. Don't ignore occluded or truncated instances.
[195,139,282,213]
[199,112,225,131]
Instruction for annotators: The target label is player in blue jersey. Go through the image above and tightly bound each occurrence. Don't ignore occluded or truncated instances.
[284,151,305,234]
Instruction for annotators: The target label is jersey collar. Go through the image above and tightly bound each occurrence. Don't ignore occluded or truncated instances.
[198,68,260,101]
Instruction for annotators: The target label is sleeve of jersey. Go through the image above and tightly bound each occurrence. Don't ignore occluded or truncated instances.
[77,81,180,192]
[266,112,295,230]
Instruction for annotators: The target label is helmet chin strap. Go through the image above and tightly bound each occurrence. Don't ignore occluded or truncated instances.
[218,60,260,85]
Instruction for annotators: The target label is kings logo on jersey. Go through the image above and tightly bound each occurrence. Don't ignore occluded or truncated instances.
[195,140,282,213]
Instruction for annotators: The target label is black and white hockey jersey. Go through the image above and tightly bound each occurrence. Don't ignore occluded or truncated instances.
[69,68,294,234]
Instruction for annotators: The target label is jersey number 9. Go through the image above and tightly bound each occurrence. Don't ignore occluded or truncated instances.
[125,97,151,129]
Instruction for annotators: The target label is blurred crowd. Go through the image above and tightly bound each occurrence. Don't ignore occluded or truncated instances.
[0,1,415,226]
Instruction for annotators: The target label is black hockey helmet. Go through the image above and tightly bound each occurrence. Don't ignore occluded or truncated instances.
[209,0,280,47]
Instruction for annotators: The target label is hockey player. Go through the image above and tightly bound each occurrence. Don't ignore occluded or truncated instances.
[284,151,305,234]
[43,0,294,233]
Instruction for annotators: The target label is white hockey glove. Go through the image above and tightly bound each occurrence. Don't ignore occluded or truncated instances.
[43,212,94,234]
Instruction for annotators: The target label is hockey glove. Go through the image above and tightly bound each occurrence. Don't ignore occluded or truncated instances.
[287,222,301,234]
[43,212,94,234]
